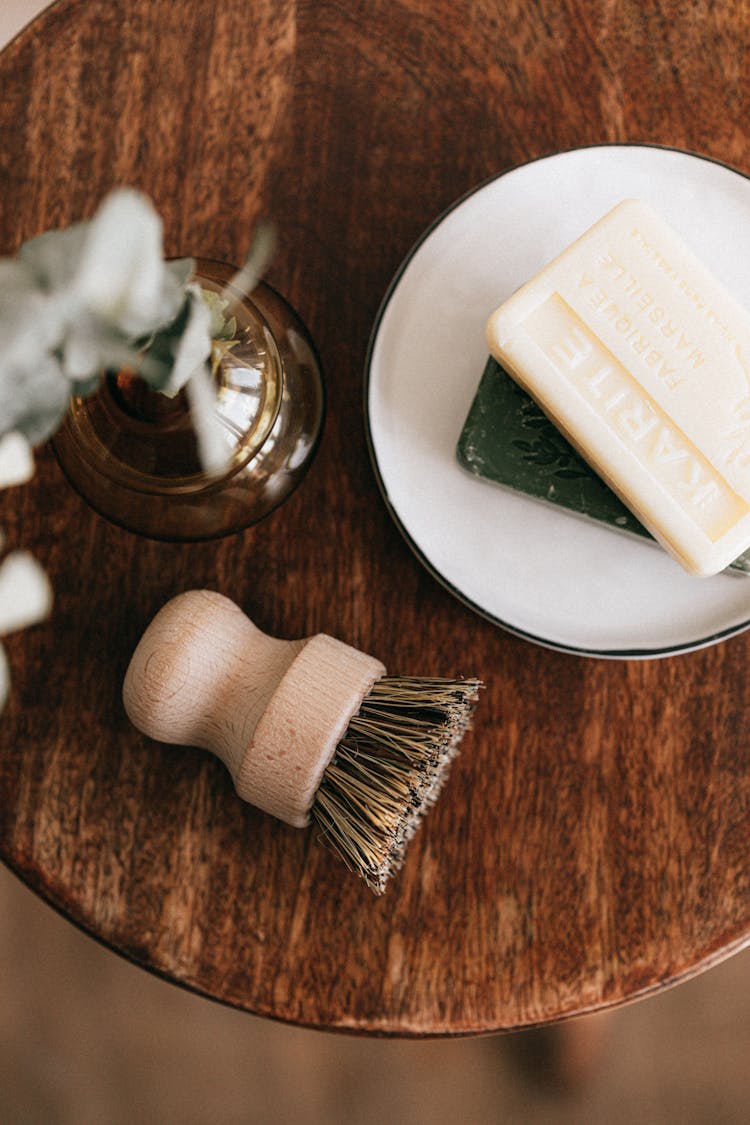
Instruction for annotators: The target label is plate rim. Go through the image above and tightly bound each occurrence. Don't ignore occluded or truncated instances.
[363,142,750,659]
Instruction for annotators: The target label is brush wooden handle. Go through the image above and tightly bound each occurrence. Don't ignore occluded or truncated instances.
[122,590,385,827]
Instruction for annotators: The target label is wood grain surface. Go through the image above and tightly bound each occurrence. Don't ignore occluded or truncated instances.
[0,0,749,1035]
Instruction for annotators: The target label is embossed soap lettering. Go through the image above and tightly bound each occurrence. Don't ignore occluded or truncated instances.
[551,326,590,369]
[596,253,705,371]
[644,349,668,371]
[598,257,653,310]
[579,269,688,385]
[618,399,659,443]
[517,289,749,541]
[721,349,750,473]
[629,226,737,348]
[675,461,722,509]
[652,429,690,466]
[549,321,726,515]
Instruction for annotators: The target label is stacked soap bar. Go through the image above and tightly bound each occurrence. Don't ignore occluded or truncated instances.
[456,355,750,574]
[481,199,750,576]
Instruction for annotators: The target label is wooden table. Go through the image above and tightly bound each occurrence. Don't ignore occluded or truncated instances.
[0,0,748,1036]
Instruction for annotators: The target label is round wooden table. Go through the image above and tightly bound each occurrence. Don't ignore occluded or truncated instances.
[0,0,748,1035]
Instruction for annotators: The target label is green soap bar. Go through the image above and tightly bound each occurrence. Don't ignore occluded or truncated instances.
[456,357,750,575]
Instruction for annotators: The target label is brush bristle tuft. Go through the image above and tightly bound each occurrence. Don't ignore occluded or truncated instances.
[311,676,481,894]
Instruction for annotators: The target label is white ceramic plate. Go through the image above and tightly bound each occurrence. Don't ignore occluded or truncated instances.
[365,145,750,658]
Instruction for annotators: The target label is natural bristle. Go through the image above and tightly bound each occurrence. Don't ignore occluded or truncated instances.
[311,676,481,894]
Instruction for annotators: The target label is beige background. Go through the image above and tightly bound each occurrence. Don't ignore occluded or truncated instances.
[1,3,749,1122]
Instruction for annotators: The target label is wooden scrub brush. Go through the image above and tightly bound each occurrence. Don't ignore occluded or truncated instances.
[123,590,481,893]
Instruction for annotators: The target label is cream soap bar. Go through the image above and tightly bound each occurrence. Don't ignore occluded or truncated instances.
[486,199,750,576]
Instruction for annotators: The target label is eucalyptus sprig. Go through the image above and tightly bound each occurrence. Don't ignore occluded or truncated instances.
[0,442,52,710]
[0,188,275,714]
[1,189,220,474]
[0,188,275,477]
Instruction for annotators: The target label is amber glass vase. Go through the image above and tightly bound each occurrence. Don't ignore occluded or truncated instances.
[52,260,325,540]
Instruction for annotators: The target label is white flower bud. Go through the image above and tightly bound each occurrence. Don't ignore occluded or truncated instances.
[0,551,52,636]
